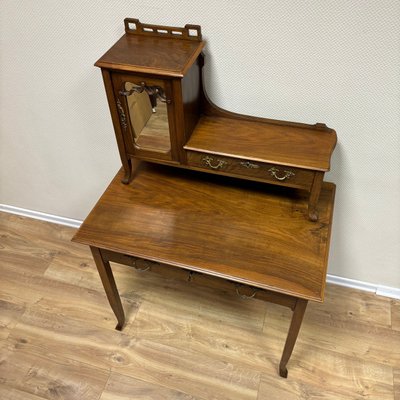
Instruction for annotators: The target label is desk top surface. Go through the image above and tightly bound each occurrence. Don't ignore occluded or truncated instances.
[73,163,335,302]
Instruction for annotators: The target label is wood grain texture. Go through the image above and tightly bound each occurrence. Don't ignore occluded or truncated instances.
[73,164,335,302]
[0,299,25,341]
[307,284,392,328]
[100,372,199,399]
[392,299,400,331]
[0,386,47,400]
[95,33,204,77]
[263,290,400,368]
[258,347,394,400]
[394,369,400,400]
[0,212,399,399]
[0,346,108,400]
[184,116,336,171]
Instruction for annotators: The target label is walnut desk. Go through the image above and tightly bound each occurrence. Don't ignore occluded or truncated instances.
[72,162,335,378]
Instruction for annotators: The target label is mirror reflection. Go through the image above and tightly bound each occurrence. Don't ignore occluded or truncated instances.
[124,82,170,154]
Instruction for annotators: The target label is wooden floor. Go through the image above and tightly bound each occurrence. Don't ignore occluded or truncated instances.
[0,212,399,400]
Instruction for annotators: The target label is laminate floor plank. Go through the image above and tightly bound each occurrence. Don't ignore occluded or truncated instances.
[308,284,392,328]
[100,371,202,400]
[111,337,261,400]
[264,301,400,368]
[127,296,278,374]
[258,364,393,400]
[0,346,109,400]
[0,386,48,400]
[260,322,394,399]
[8,305,260,400]
[43,249,104,292]
[0,265,49,307]
[5,307,129,372]
[8,303,260,400]
[394,369,400,400]
[260,344,393,399]
[0,213,75,251]
[392,300,400,331]
[125,278,267,333]
[0,299,25,340]
[3,257,140,332]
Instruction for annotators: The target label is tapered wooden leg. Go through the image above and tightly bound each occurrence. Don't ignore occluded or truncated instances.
[279,298,308,378]
[308,171,324,221]
[90,246,125,330]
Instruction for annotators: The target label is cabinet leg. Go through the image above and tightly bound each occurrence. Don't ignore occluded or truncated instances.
[121,158,141,185]
[279,299,308,378]
[90,246,125,330]
[121,158,133,185]
[308,172,324,221]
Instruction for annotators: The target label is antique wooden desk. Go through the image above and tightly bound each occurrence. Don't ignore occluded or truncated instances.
[72,162,335,378]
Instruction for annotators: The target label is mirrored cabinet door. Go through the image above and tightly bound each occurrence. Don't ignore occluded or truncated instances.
[112,74,175,160]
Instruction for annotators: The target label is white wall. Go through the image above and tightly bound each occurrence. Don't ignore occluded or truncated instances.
[1,1,399,289]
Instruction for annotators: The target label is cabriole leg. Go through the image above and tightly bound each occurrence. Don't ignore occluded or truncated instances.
[90,246,125,330]
[279,298,308,378]
[121,158,133,185]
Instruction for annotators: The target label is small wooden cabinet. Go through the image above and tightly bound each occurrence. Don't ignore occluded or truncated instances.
[95,18,337,220]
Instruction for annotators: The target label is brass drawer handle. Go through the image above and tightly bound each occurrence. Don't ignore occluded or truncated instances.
[240,161,260,169]
[202,156,227,170]
[235,284,258,299]
[268,167,295,181]
[130,258,156,272]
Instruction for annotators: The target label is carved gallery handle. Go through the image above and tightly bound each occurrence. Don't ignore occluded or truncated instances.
[268,167,295,181]
[202,156,227,170]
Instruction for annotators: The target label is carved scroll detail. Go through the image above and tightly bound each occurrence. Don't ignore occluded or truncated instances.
[116,99,127,131]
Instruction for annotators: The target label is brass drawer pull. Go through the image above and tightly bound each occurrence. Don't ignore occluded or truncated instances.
[240,161,260,169]
[130,258,155,272]
[202,156,227,170]
[235,284,258,299]
[268,167,295,181]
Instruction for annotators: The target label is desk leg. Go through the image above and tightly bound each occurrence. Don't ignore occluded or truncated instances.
[279,298,308,378]
[90,246,125,331]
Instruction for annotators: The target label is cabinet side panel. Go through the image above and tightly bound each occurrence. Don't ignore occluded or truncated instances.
[181,59,202,142]
[100,69,132,180]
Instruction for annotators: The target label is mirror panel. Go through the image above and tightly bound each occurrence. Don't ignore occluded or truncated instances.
[124,82,171,154]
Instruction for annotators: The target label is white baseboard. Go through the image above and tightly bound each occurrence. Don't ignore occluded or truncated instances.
[326,274,376,293]
[0,204,82,229]
[325,274,400,300]
[1,204,399,300]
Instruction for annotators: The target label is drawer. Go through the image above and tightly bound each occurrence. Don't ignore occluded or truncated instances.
[186,151,315,189]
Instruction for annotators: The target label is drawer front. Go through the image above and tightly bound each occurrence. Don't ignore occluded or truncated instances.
[186,151,314,188]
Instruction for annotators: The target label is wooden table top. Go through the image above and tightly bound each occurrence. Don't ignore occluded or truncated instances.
[73,163,335,302]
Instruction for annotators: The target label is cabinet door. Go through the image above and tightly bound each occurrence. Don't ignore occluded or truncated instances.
[111,73,178,161]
